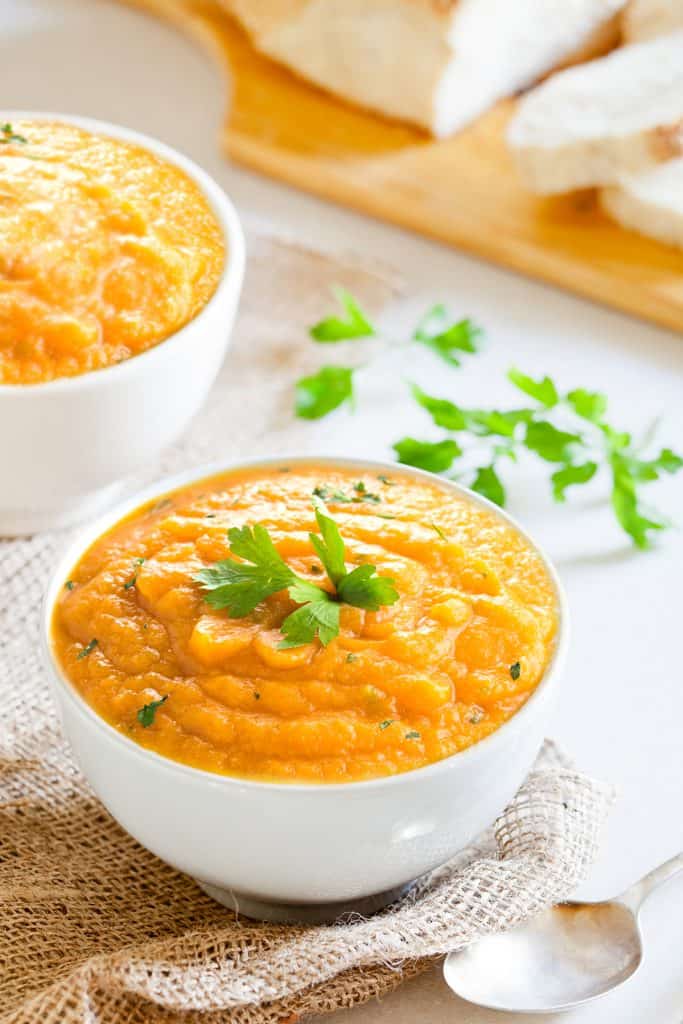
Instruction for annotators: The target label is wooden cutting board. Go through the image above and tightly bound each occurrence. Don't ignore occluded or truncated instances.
[127,0,683,334]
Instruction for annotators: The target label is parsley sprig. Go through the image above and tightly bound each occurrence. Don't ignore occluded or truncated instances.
[295,288,482,419]
[292,289,682,550]
[194,502,399,648]
[399,370,682,549]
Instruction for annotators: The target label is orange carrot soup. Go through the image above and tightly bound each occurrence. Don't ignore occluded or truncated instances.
[0,119,224,385]
[52,465,559,783]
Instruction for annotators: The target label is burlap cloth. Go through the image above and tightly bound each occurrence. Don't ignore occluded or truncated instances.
[0,229,615,1024]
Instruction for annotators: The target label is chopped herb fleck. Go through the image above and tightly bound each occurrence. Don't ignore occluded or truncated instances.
[312,484,380,505]
[254,691,261,700]
[150,498,173,514]
[377,474,395,486]
[430,522,448,541]
[510,662,521,681]
[205,513,217,518]
[137,695,168,728]
[377,513,396,520]
[277,466,291,473]
[123,558,146,590]
[64,580,75,591]
[346,653,357,663]
[1,122,28,145]
[405,730,421,740]
[469,709,483,724]
[379,719,394,730]
[310,564,323,575]
[77,638,98,660]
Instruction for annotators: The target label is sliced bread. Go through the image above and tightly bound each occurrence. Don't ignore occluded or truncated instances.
[222,0,626,137]
[601,158,683,249]
[508,31,683,194]
[623,0,683,41]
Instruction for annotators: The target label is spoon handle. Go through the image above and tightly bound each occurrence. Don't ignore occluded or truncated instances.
[619,852,683,913]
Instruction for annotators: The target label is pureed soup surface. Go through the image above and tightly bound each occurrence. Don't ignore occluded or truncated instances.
[0,120,225,384]
[52,465,559,783]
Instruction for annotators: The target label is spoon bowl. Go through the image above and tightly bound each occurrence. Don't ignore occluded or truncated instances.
[444,900,641,1013]
[444,852,682,1014]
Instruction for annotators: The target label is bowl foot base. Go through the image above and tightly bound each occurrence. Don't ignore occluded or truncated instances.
[195,879,416,924]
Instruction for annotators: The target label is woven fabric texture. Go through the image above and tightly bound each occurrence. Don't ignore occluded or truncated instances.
[0,231,615,1024]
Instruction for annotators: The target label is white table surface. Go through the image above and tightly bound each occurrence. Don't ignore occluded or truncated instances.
[3,1,682,1020]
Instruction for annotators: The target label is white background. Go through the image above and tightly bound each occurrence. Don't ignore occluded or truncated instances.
[2,2,682,1020]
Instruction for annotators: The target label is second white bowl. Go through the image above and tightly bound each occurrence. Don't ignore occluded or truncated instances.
[0,112,245,536]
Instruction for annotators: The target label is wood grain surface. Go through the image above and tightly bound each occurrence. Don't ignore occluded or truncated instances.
[126,0,683,333]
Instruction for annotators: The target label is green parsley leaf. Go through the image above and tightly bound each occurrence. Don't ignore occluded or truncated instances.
[430,522,448,541]
[412,385,531,438]
[310,287,375,342]
[77,638,98,660]
[1,123,28,145]
[566,389,608,424]
[393,437,461,472]
[523,421,582,463]
[64,580,75,591]
[309,501,347,585]
[279,596,340,649]
[295,366,354,420]
[619,448,683,482]
[610,453,668,549]
[508,368,559,408]
[551,461,598,502]
[377,474,394,485]
[467,409,533,438]
[510,662,521,680]
[413,305,482,366]
[337,563,399,610]
[287,578,331,605]
[405,730,421,740]
[471,465,505,507]
[194,525,295,617]
[346,653,357,662]
[411,384,467,430]
[137,695,168,728]
[379,719,394,730]
[650,448,683,474]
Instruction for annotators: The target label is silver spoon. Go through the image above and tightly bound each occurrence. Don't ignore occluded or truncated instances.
[443,852,683,1014]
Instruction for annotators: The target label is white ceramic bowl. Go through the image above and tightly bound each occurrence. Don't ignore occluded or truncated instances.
[0,112,245,536]
[42,456,568,923]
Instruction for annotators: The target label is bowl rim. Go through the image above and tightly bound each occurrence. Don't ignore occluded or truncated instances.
[0,110,245,395]
[42,454,570,793]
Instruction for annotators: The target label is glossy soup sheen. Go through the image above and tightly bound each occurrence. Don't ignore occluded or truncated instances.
[0,120,225,385]
[52,466,559,783]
